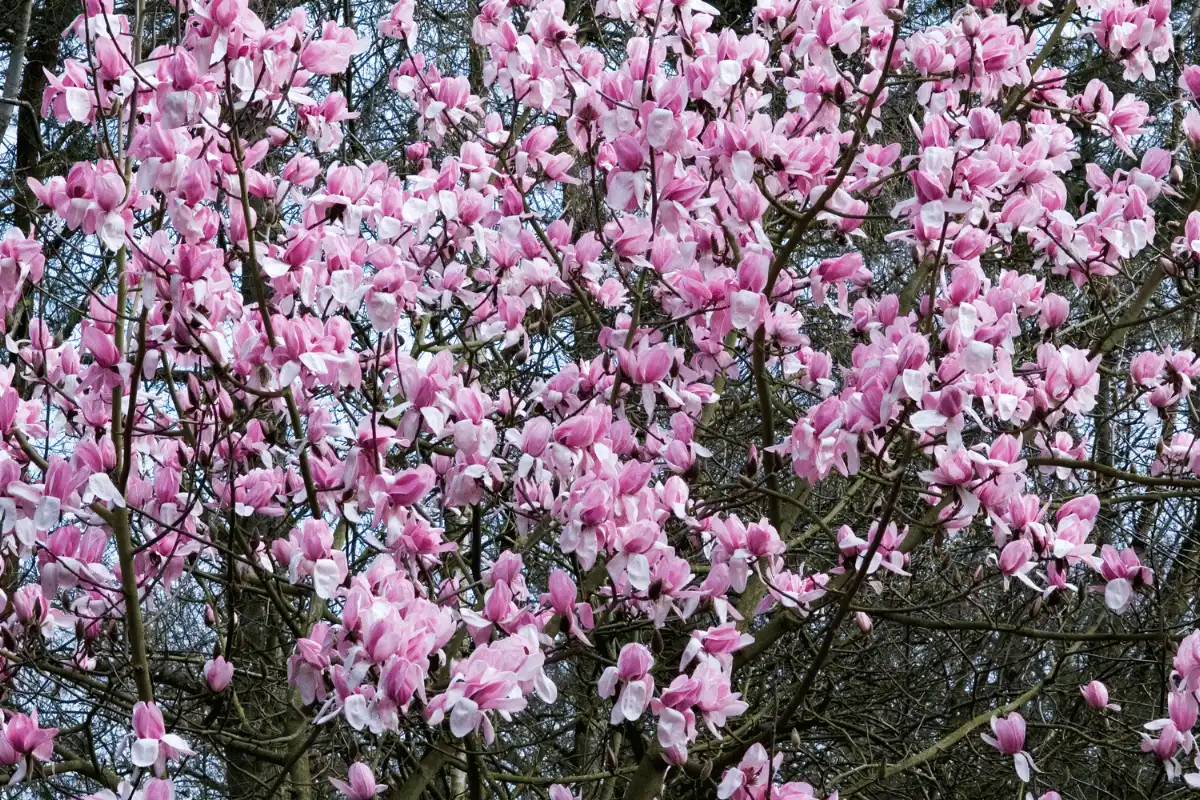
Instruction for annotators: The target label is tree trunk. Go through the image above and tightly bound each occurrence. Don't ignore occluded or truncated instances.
[0,0,33,139]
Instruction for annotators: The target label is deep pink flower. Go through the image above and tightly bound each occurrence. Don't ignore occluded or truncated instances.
[1081,680,1120,711]
[131,701,193,772]
[331,762,384,799]
[982,712,1035,782]
[204,656,235,693]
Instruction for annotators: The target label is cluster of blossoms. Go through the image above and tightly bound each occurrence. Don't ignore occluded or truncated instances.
[718,744,835,800]
[7,0,1200,791]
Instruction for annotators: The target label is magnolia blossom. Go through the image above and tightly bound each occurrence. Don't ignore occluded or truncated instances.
[331,763,385,799]
[1081,681,1121,712]
[0,710,56,784]
[130,702,193,774]
[203,657,234,693]
[11,0,1200,792]
[982,713,1036,782]
[599,643,655,725]
[84,778,176,800]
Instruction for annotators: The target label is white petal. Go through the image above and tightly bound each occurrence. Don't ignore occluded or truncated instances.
[730,290,761,330]
[910,409,947,434]
[377,216,403,239]
[160,733,194,756]
[131,738,159,768]
[260,256,290,279]
[99,213,126,251]
[656,706,687,748]
[730,150,755,184]
[645,108,675,150]
[626,554,651,591]
[618,680,647,722]
[89,473,127,508]
[534,671,557,704]
[920,200,946,231]
[401,197,429,223]
[449,697,480,738]
[34,496,61,530]
[962,340,994,375]
[1014,753,1031,783]
[312,558,342,599]
[902,369,926,401]
[65,87,93,122]
[438,190,459,220]
[1105,578,1132,614]
[718,60,742,85]
[343,694,369,730]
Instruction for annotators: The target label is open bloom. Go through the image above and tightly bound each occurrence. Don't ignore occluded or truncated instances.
[982,712,1035,782]
[131,702,194,774]
[0,710,56,784]
[1142,719,1188,780]
[598,643,655,724]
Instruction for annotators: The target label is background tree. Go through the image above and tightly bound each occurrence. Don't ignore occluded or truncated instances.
[2,0,1200,797]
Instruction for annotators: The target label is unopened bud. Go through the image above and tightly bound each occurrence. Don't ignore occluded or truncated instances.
[960,10,980,35]
[743,445,759,478]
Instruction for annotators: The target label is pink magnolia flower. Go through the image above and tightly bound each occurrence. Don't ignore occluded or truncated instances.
[273,519,349,599]
[144,779,176,800]
[203,656,235,693]
[424,628,555,744]
[1096,545,1153,613]
[1170,690,1199,734]
[1039,294,1069,331]
[301,22,367,75]
[541,569,594,643]
[1178,631,1200,691]
[982,712,1036,782]
[1131,352,1165,387]
[994,539,1039,591]
[330,762,385,799]
[25,0,1200,789]
[598,643,655,724]
[11,584,65,637]
[1081,680,1120,712]
[1142,719,1187,779]
[131,701,194,773]
[717,743,779,799]
[0,710,56,784]
[681,623,754,671]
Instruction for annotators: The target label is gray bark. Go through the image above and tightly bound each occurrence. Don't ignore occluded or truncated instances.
[0,0,32,138]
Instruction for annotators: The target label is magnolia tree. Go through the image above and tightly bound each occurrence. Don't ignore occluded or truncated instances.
[5,0,1200,795]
